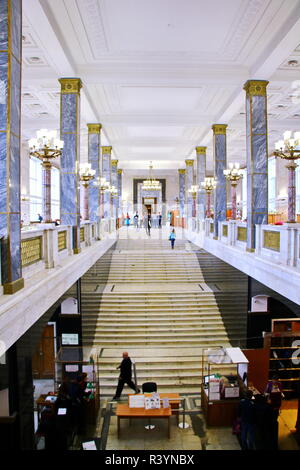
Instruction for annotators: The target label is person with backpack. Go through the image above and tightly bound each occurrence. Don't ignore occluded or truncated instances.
[169,229,176,249]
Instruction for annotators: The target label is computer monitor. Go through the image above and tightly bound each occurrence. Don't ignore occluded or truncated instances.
[204,374,216,384]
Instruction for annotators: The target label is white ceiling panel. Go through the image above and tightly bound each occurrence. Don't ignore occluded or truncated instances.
[119,86,203,112]
[127,126,184,138]
[102,0,245,54]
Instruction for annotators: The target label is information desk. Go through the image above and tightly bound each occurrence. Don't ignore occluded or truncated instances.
[201,384,240,427]
[116,404,172,439]
[128,393,180,423]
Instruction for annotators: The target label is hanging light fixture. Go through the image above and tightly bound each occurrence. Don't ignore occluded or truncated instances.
[142,161,161,191]
[28,129,64,223]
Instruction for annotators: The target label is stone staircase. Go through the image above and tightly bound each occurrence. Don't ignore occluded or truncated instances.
[81,231,248,396]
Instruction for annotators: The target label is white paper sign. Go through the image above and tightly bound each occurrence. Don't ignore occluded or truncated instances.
[65,365,79,372]
[145,397,160,410]
[82,441,97,450]
[129,394,145,408]
[209,392,220,401]
[58,408,67,415]
[162,398,170,409]
[224,387,239,398]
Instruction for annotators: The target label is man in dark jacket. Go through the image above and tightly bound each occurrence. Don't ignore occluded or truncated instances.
[113,352,140,400]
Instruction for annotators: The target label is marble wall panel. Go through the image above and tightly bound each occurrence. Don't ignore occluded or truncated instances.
[60,134,76,171]
[10,132,20,211]
[0,2,8,50]
[9,212,21,280]
[11,0,21,62]
[60,173,77,226]
[0,133,7,219]
[88,132,100,222]
[251,134,268,173]
[10,55,21,137]
[251,96,267,135]
[61,94,77,133]
[0,53,8,131]
[214,134,227,237]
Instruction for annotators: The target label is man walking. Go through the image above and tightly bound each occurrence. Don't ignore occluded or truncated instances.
[113,352,140,400]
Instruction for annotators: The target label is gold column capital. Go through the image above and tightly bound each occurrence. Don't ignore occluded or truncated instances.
[102,146,112,154]
[178,169,186,174]
[185,159,194,167]
[212,124,227,135]
[59,78,83,94]
[195,146,207,154]
[111,159,118,166]
[87,123,102,133]
[117,169,123,174]
[243,80,269,96]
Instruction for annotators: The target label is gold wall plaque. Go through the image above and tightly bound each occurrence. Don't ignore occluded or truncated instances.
[263,230,280,252]
[102,146,112,154]
[212,124,227,135]
[87,124,102,133]
[21,237,42,267]
[222,225,228,237]
[92,225,95,238]
[185,159,194,166]
[243,80,269,96]
[195,147,207,154]
[210,223,214,233]
[80,227,85,243]
[237,227,247,242]
[58,231,67,252]
[59,78,82,94]
[178,169,186,174]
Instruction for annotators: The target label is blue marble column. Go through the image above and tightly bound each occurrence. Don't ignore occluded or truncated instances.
[118,169,123,218]
[102,146,112,219]
[111,159,118,220]
[0,0,24,294]
[59,78,82,254]
[87,124,101,222]
[178,169,186,226]
[196,147,206,222]
[185,160,194,223]
[212,124,227,238]
[244,80,269,251]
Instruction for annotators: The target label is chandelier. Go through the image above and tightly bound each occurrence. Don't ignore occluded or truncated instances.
[94,176,110,193]
[79,163,96,187]
[274,131,300,223]
[142,161,161,191]
[223,163,243,185]
[29,129,64,162]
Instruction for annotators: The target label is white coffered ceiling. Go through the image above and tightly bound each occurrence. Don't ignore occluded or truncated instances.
[22,0,300,171]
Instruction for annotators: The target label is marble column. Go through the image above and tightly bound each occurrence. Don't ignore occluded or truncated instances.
[178,169,186,226]
[212,124,227,238]
[287,162,297,223]
[118,169,123,219]
[102,146,112,219]
[87,124,101,222]
[195,147,206,222]
[185,160,194,223]
[0,0,24,294]
[111,159,118,220]
[42,162,52,222]
[244,80,269,251]
[59,78,82,254]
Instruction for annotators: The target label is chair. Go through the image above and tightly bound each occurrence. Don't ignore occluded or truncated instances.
[142,382,157,393]
[141,382,157,430]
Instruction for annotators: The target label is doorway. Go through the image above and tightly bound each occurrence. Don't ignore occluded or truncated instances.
[32,324,55,379]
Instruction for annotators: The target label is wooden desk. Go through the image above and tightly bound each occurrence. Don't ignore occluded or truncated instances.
[128,393,180,423]
[201,385,239,427]
[116,404,172,439]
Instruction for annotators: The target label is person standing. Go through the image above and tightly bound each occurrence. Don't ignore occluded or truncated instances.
[147,213,151,236]
[38,213,43,223]
[238,390,255,450]
[125,213,130,226]
[113,352,140,400]
[158,212,162,228]
[169,229,176,249]
[133,212,139,229]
